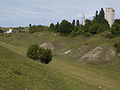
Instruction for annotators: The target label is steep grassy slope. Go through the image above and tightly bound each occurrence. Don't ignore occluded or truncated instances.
[0,41,101,90]
[0,32,120,90]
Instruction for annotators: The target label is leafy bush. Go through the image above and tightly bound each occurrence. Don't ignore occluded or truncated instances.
[84,32,93,37]
[114,42,120,52]
[111,22,120,36]
[59,20,73,35]
[26,44,52,64]
[29,25,47,33]
[26,44,39,60]
[105,33,115,39]
[49,23,55,32]
[37,48,52,64]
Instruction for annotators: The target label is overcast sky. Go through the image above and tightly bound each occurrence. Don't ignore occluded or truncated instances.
[0,0,120,27]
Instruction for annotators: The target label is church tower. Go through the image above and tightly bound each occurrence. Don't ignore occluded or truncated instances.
[82,14,86,25]
[106,8,115,27]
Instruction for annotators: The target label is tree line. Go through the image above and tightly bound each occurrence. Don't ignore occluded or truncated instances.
[49,8,110,37]
[28,8,120,38]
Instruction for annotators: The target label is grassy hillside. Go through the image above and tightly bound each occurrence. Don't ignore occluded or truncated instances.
[0,32,120,90]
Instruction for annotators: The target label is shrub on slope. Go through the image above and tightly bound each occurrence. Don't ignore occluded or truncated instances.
[26,44,52,64]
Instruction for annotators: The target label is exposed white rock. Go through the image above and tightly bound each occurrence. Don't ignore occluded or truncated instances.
[40,42,54,50]
[63,49,73,55]
[81,47,116,62]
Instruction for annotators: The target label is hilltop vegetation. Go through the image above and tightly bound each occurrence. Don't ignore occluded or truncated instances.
[28,8,120,40]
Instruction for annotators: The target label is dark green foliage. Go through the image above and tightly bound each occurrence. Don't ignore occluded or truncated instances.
[76,20,80,26]
[71,25,85,36]
[59,20,73,35]
[84,32,93,37]
[29,24,32,27]
[37,48,52,64]
[71,22,101,36]
[29,25,46,33]
[71,8,109,37]
[109,19,120,38]
[88,22,109,34]
[26,44,52,64]
[73,20,109,37]
[55,22,60,32]
[0,29,4,33]
[48,8,110,37]
[85,19,92,26]
[93,8,109,26]
[94,11,99,22]
[93,8,105,22]
[111,22,120,36]
[72,19,76,31]
[114,19,120,24]
[26,44,39,60]
[114,42,120,52]
[49,20,73,35]
[99,8,105,21]
[105,33,115,39]
[49,23,55,31]
[88,24,99,34]
[86,8,109,35]
[49,22,60,33]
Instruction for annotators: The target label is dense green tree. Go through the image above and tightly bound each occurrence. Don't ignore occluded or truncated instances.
[59,20,73,35]
[72,19,76,30]
[114,42,120,52]
[88,22,104,34]
[93,11,99,21]
[26,44,39,60]
[76,20,80,26]
[37,48,52,64]
[55,22,60,32]
[74,25,85,34]
[99,8,105,21]
[49,23,55,31]
[111,19,120,37]
[85,19,92,26]
[26,44,52,64]
[99,8,108,26]
[114,19,120,24]
[93,8,108,25]
[29,25,45,33]
[88,24,98,34]
[111,22,120,36]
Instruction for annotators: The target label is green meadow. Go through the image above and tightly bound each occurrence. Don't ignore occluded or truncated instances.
[0,32,120,90]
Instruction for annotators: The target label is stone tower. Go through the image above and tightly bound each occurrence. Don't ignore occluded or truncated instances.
[106,8,115,27]
[82,14,86,25]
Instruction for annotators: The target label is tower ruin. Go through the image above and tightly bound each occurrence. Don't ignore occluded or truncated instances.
[106,8,115,27]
